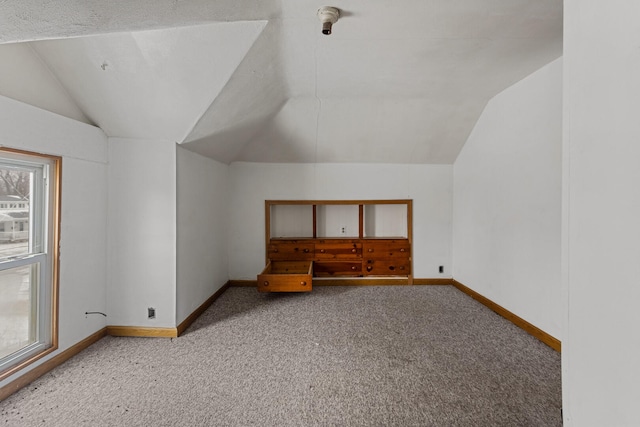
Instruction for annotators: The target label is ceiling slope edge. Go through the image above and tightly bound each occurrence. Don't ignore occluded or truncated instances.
[179,20,270,145]
[0,42,94,124]
[177,20,268,143]
[30,21,269,141]
[181,20,289,164]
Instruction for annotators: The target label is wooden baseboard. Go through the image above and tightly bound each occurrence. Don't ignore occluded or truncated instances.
[105,326,178,338]
[177,281,231,335]
[452,280,561,352]
[413,278,454,285]
[0,327,107,402]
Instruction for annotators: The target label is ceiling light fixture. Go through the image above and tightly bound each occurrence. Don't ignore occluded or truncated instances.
[317,6,340,35]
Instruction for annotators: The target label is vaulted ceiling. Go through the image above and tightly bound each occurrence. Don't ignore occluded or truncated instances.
[0,0,562,164]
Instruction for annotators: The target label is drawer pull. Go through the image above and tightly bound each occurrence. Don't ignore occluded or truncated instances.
[351,248,357,253]
[389,266,396,271]
[399,266,405,270]
[303,248,310,253]
[273,249,278,253]
[301,281,307,286]
[366,265,373,272]
[351,266,357,270]
[263,281,269,286]
[320,249,325,253]
[368,248,374,252]
[400,248,405,252]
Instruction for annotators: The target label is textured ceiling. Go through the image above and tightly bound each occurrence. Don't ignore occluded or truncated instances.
[0,0,562,164]
[31,22,267,142]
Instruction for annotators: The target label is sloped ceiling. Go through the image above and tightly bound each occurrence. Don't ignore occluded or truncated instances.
[0,0,562,164]
[30,22,267,141]
[0,42,92,124]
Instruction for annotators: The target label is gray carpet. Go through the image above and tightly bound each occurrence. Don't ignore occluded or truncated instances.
[0,286,562,426]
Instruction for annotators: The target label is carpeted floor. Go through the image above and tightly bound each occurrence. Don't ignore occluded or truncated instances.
[0,285,562,426]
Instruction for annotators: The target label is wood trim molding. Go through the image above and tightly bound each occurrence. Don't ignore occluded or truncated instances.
[0,327,107,402]
[0,148,62,384]
[0,344,58,383]
[105,326,178,338]
[452,280,561,352]
[177,281,231,336]
[406,199,414,285]
[51,155,62,375]
[413,278,454,285]
[265,200,271,265]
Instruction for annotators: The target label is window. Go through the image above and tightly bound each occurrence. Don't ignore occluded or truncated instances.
[0,148,60,381]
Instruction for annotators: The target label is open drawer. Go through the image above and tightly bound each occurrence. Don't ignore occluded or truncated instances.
[257,260,313,292]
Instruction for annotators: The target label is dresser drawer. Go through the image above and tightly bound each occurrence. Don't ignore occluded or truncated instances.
[315,242,362,259]
[268,242,314,260]
[363,240,410,259]
[258,261,313,292]
[314,261,363,277]
[364,259,411,276]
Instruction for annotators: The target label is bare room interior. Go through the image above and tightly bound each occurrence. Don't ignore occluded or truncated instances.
[1,0,639,426]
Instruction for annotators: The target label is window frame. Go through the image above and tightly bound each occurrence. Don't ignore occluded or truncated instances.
[0,147,61,382]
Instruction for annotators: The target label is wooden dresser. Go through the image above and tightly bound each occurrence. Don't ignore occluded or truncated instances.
[258,200,413,292]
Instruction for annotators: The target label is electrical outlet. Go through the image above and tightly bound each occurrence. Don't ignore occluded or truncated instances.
[439,266,444,274]
[148,307,156,319]
[340,226,346,235]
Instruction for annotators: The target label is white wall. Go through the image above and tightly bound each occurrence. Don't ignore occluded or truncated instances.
[107,138,176,328]
[563,2,640,425]
[228,162,452,280]
[453,58,562,339]
[176,147,229,325]
[0,95,108,388]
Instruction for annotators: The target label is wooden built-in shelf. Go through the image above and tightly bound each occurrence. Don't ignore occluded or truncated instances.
[258,200,413,292]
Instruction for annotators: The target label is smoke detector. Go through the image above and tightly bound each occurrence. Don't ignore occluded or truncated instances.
[317,6,340,35]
